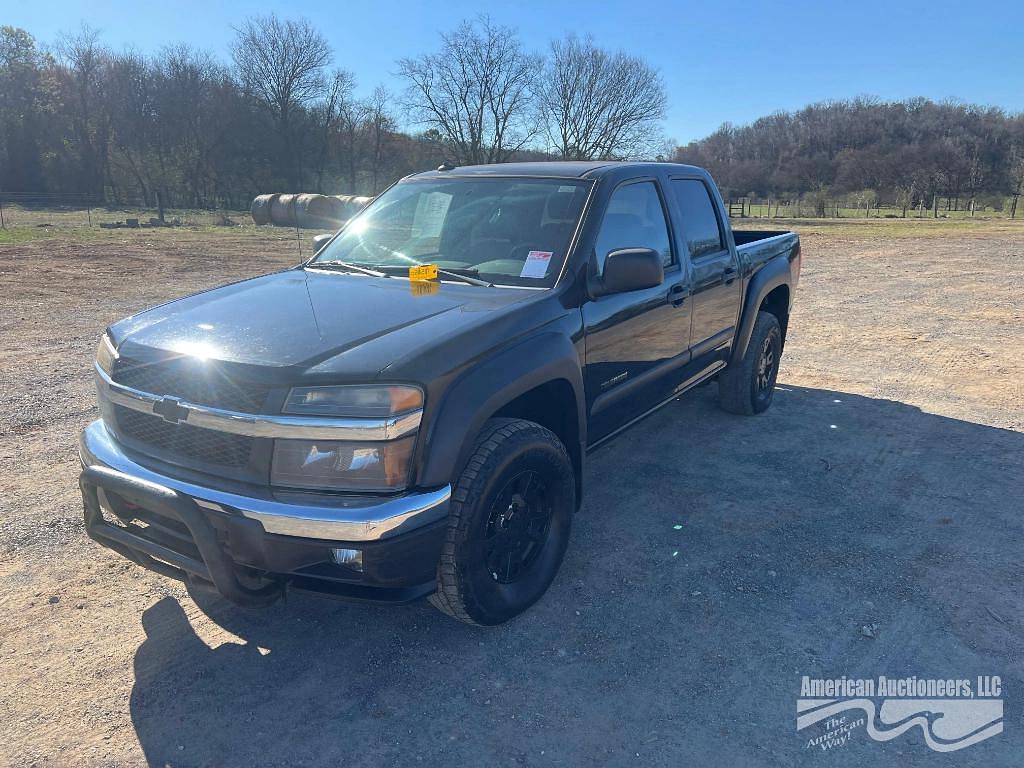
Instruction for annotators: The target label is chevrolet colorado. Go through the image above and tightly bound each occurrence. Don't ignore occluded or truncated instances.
[79,161,800,625]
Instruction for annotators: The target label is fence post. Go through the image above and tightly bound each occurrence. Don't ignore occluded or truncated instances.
[0,198,5,229]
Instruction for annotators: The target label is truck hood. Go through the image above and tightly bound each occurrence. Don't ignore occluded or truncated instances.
[110,268,534,374]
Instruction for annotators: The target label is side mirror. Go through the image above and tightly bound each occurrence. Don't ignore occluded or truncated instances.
[312,233,333,255]
[600,248,664,295]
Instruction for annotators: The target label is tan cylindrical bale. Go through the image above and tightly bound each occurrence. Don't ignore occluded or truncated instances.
[250,194,275,225]
[269,193,299,227]
[251,192,373,228]
[332,195,372,221]
[295,193,346,228]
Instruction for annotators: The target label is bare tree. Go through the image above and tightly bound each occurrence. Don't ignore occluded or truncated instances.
[1009,144,1024,218]
[363,85,395,193]
[231,14,331,187]
[335,96,367,193]
[540,35,666,160]
[57,24,111,195]
[311,69,354,192]
[398,17,540,165]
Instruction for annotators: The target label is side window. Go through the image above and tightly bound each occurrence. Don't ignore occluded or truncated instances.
[670,179,724,259]
[594,181,673,272]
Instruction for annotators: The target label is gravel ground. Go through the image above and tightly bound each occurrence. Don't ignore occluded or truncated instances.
[1,221,1022,767]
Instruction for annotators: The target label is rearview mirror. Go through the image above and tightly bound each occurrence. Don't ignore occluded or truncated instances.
[312,233,333,255]
[600,248,664,295]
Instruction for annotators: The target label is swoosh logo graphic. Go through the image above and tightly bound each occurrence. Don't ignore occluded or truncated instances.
[797,698,1003,752]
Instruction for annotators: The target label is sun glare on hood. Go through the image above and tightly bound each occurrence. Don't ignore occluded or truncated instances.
[170,339,221,361]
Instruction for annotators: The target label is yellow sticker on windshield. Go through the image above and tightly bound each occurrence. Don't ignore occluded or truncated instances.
[409,264,438,281]
[410,280,440,296]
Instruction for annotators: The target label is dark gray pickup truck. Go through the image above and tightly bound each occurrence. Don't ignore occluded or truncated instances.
[80,161,800,624]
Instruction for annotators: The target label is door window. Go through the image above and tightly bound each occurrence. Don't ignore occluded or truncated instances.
[594,181,673,272]
[670,179,724,259]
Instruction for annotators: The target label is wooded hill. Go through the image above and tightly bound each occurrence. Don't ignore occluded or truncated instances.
[673,97,1024,212]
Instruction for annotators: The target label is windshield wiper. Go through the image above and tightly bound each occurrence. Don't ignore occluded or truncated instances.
[308,260,389,278]
[433,267,494,288]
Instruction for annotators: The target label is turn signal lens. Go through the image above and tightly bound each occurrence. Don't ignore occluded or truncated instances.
[284,385,423,418]
[96,333,118,375]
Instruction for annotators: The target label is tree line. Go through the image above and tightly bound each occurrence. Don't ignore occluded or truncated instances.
[674,97,1024,213]
[4,17,1023,215]
[0,17,666,209]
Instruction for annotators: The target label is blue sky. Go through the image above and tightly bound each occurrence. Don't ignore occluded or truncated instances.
[8,0,1023,143]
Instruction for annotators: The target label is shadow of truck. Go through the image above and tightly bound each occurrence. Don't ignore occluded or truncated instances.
[129,385,1023,767]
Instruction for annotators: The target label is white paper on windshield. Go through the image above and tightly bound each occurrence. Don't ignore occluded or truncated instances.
[520,250,553,278]
[412,192,452,238]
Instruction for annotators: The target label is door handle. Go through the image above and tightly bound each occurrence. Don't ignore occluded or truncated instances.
[668,284,686,307]
[723,266,737,285]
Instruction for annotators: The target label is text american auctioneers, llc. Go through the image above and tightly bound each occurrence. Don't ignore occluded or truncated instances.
[797,675,1003,753]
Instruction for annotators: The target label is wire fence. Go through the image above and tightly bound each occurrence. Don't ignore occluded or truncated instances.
[3,191,1022,230]
[727,196,1020,219]
[0,192,247,230]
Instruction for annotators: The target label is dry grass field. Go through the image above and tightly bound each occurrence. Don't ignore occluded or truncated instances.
[1,217,1022,766]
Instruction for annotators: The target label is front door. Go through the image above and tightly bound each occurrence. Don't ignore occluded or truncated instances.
[582,179,692,443]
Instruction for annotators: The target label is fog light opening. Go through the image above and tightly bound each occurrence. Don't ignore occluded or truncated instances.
[331,548,364,572]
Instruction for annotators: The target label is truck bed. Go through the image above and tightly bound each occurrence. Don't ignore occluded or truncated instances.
[733,229,800,274]
[732,229,794,247]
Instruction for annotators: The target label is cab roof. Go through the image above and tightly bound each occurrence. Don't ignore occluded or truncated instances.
[412,160,705,180]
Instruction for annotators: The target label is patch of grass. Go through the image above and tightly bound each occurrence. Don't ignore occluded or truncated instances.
[732,217,1024,238]
[0,222,314,246]
[0,226,110,245]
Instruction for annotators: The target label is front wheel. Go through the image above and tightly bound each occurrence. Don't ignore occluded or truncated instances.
[429,418,574,625]
[718,311,783,415]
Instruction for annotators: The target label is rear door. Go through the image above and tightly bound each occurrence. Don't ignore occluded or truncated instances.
[668,177,741,364]
[582,177,693,443]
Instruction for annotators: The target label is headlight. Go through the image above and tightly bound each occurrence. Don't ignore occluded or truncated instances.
[275,384,424,491]
[271,437,416,491]
[284,385,423,417]
[96,333,118,375]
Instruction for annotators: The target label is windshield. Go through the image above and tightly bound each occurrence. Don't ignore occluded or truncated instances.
[314,177,590,287]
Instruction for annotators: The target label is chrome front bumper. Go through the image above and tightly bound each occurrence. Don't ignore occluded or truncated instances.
[79,420,451,542]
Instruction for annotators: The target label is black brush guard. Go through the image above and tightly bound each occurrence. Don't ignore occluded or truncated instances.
[81,465,283,607]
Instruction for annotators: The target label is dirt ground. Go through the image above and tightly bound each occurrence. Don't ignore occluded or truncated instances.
[1,220,1022,767]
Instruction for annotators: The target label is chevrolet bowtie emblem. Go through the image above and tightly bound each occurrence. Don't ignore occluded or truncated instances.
[152,396,189,424]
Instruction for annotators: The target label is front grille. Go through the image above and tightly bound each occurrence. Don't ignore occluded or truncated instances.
[112,358,270,413]
[115,406,254,468]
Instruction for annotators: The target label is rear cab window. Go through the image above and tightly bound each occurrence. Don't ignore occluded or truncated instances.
[669,179,726,259]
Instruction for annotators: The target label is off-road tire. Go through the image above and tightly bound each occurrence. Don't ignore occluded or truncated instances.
[429,418,575,626]
[718,311,783,415]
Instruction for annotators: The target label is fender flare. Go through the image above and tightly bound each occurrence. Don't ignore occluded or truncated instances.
[730,256,792,366]
[416,331,586,489]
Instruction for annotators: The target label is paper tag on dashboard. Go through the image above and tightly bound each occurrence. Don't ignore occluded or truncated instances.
[520,251,553,278]
[409,264,438,281]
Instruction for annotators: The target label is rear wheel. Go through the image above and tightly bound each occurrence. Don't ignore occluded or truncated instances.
[429,418,574,625]
[718,311,783,415]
